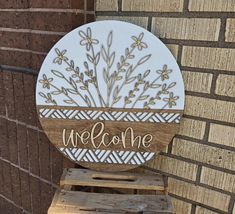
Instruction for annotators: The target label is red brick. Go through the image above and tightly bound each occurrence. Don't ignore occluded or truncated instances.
[20,170,32,212]
[40,182,53,213]
[0,31,30,50]
[17,124,29,170]
[23,73,38,126]
[30,33,62,52]
[86,14,95,23]
[0,0,28,9]
[0,71,6,116]
[8,121,18,165]
[23,73,35,97]
[0,118,9,160]
[1,50,46,71]
[11,166,21,206]
[0,197,22,214]
[30,0,71,8]
[0,197,11,214]
[0,197,4,212]
[87,0,95,11]
[71,13,85,29]
[50,145,63,184]
[30,176,41,214]
[1,162,12,200]
[71,0,85,9]
[0,50,31,68]
[0,161,3,195]
[28,128,40,175]
[13,72,26,122]
[29,12,74,32]
[0,12,29,29]
[9,206,22,214]
[31,53,46,71]
[39,132,51,181]
[2,71,15,119]
[63,157,76,168]
[0,31,61,53]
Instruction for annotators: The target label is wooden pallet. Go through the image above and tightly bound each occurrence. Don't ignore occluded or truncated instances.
[48,168,173,213]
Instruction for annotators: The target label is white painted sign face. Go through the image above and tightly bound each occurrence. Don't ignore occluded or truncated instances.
[36,20,185,171]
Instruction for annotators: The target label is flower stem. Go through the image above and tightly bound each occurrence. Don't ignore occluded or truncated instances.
[109,46,136,106]
[63,59,97,107]
[91,45,106,107]
[131,75,161,108]
[106,45,112,106]
[49,83,80,106]
[62,76,91,107]
[111,61,139,107]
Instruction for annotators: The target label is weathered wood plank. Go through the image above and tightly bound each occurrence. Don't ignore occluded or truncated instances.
[60,168,165,191]
[48,190,173,213]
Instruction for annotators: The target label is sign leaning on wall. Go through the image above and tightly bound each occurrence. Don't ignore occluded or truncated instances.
[36,20,185,171]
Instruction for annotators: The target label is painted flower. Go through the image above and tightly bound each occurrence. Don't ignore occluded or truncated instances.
[131,32,148,50]
[156,64,172,81]
[53,48,68,65]
[39,74,53,89]
[78,27,99,51]
[163,92,179,108]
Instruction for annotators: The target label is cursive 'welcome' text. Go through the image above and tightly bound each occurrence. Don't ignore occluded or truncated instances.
[62,122,152,149]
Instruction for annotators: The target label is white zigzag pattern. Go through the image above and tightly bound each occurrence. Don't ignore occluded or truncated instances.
[39,108,180,123]
[59,148,155,165]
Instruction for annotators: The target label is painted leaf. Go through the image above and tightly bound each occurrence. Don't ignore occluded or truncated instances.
[126,65,133,78]
[143,69,150,78]
[101,45,108,62]
[39,92,47,98]
[107,31,113,47]
[113,96,121,104]
[67,89,77,94]
[137,54,151,65]
[61,87,68,95]
[85,95,91,106]
[139,95,149,100]
[95,52,100,65]
[69,77,78,90]
[109,52,115,67]
[168,82,176,89]
[64,100,74,104]
[51,70,64,78]
[150,84,161,89]
[51,91,62,95]
[126,77,136,84]
[87,54,94,63]
[103,68,108,84]
[113,86,119,98]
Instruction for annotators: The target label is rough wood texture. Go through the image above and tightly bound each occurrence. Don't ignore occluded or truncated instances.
[39,117,179,151]
[48,168,173,213]
[48,191,173,213]
[60,168,165,191]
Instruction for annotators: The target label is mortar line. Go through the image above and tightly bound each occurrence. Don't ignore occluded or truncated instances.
[0,194,31,214]
[169,193,226,214]
[0,157,59,189]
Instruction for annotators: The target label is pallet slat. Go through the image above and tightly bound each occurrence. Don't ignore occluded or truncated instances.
[60,168,165,191]
[48,190,173,213]
[48,168,173,213]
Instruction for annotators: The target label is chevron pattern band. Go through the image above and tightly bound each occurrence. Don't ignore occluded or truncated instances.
[59,147,155,165]
[39,108,181,123]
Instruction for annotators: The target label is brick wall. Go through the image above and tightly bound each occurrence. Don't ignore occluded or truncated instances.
[0,0,94,213]
[96,0,235,213]
[1,0,235,213]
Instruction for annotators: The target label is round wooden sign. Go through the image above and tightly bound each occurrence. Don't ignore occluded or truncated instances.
[36,20,185,171]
